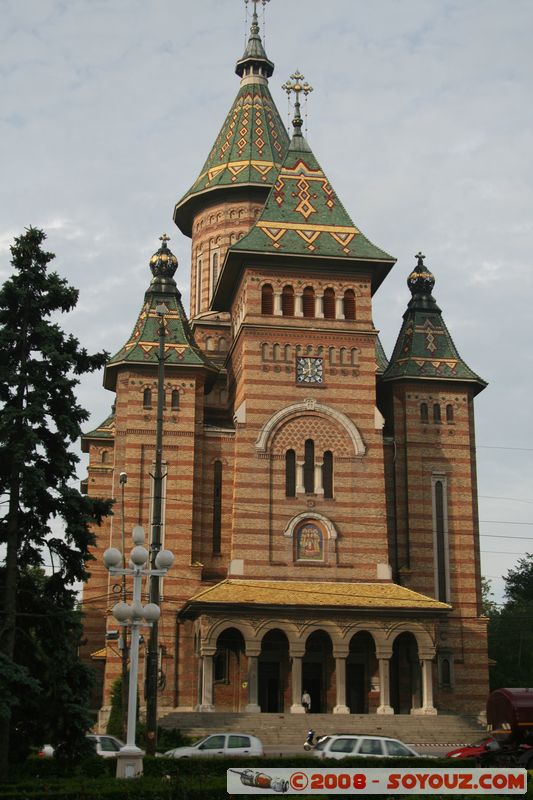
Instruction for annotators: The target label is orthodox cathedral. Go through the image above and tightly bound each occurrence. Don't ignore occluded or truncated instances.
[81,4,489,723]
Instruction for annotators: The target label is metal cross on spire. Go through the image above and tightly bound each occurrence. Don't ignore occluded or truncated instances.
[244,0,270,40]
[282,70,313,134]
[159,233,170,245]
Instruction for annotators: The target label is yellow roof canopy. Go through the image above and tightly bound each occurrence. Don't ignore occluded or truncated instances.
[187,579,450,611]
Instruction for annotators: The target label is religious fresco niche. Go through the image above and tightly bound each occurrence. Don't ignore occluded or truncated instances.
[295,519,325,562]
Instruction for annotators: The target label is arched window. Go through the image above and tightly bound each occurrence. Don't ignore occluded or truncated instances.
[218,337,227,352]
[281,285,294,316]
[441,657,451,687]
[433,403,441,423]
[420,403,429,423]
[303,286,315,318]
[323,451,333,499]
[273,343,281,361]
[343,289,356,320]
[143,388,152,408]
[339,347,347,366]
[261,284,274,315]
[285,449,296,497]
[261,342,269,360]
[171,389,180,410]
[323,288,335,319]
[212,460,222,554]
[446,404,454,423]
[304,439,315,493]
[350,348,359,366]
[328,346,336,366]
[101,450,109,464]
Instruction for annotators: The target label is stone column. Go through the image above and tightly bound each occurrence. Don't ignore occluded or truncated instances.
[412,658,437,715]
[198,652,215,711]
[314,462,324,495]
[336,296,344,320]
[273,290,282,316]
[290,648,306,713]
[296,462,305,495]
[376,654,394,714]
[295,293,304,317]
[315,293,324,318]
[333,650,350,714]
[245,650,261,712]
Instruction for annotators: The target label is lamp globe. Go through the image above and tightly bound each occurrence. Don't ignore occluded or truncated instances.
[143,603,161,623]
[155,549,174,570]
[103,548,123,570]
[132,525,145,545]
[130,545,149,566]
[112,602,133,622]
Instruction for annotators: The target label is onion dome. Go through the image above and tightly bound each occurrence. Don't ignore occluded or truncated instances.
[407,251,435,296]
[103,236,218,391]
[149,234,178,280]
[382,253,487,394]
[173,6,289,237]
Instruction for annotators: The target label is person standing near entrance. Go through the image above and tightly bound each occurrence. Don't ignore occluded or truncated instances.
[302,690,311,712]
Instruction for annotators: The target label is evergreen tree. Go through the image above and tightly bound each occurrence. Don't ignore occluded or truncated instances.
[0,228,112,771]
[488,554,533,690]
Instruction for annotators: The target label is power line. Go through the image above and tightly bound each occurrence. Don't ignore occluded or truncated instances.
[480,495,533,505]
[477,445,533,452]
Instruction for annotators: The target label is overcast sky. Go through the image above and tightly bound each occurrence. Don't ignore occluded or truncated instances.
[1,0,532,604]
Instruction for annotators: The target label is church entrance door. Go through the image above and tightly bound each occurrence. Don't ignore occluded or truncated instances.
[302,662,323,713]
[347,663,365,713]
[258,661,281,712]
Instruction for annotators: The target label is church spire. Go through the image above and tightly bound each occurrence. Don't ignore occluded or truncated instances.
[282,70,313,151]
[382,253,487,393]
[236,0,274,82]
[173,2,288,237]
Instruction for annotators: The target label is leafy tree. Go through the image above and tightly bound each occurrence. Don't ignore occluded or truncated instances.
[481,576,498,617]
[488,554,533,690]
[0,228,112,772]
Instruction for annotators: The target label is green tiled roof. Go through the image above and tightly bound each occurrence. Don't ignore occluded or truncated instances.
[382,255,486,393]
[82,408,115,443]
[104,240,218,391]
[173,15,289,237]
[230,128,395,263]
[375,336,389,375]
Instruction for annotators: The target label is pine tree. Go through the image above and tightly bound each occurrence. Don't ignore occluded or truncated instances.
[0,228,112,772]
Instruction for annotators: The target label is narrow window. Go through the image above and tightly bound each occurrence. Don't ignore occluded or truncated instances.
[218,337,227,352]
[302,286,315,318]
[435,479,448,601]
[212,251,219,293]
[171,389,180,410]
[304,439,315,493]
[281,285,294,316]
[441,657,451,687]
[446,404,454,423]
[143,388,152,408]
[285,449,296,497]
[323,288,335,319]
[420,403,428,423]
[195,257,202,314]
[212,460,222,554]
[350,347,359,366]
[343,289,356,320]
[323,451,333,499]
[101,451,109,464]
[261,284,274,314]
[433,403,441,423]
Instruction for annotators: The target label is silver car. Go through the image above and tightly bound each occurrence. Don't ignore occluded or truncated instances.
[313,734,419,760]
[164,733,264,758]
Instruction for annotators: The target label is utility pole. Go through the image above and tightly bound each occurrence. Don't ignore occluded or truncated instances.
[118,471,129,743]
[145,301,168,755]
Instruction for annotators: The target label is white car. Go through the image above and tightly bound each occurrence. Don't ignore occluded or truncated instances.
[38,734,125,759]
[313,734,420,760]
[164,733,264,758]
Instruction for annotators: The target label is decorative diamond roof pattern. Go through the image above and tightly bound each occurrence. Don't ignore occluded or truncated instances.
[383,288,486,391]
[230,137,394,262]
[187,579,450,610]
[83,409,115,441]
[176,83,289,204]
[107,290,214,372]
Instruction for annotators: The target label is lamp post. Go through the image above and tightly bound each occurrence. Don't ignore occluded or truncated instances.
[118,471,129,743]
[103,526,174,778]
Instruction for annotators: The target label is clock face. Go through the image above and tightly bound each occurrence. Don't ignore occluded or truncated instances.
[296,357,324,384]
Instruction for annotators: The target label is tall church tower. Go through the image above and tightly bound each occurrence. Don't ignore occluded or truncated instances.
[81,4,488,725]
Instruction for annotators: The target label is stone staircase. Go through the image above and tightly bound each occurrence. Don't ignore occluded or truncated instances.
[159,711,485,746]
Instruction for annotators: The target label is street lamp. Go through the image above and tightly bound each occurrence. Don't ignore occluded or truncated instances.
[103,526,174,778]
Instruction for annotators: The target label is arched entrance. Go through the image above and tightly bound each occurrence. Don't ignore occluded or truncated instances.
[212,627,246,711]
[303,630,333,713]
[390,632,421,714]
[258,629,289,712]
[347,631,376,713]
